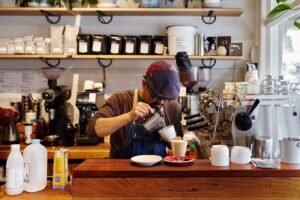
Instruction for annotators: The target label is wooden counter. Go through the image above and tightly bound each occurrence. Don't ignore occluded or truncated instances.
[0,183,71,200]
[0,143,110,160]
[72,159,300,200]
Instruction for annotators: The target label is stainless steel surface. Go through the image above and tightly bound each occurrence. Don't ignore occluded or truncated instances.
[254,136,273,159]
[3,121,19,144]
[178,94,199,115]
[143,112,165,132]
[198,67,211,88]
[178,66,199,89]
[198,33,205,56]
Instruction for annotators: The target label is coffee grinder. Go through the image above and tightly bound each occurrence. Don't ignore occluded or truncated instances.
[76,90,105,145]
[176,52,207,116]
[41,67,71,145]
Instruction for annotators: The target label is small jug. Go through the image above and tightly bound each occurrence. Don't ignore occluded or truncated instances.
[143,109,165,133]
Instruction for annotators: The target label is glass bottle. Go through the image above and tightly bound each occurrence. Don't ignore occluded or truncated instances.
[64,117,76,146]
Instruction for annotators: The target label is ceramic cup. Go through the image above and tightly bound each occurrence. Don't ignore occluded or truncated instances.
[171,139,188,159]
[230,146,251,164]
[159,125,176,142]
[211,145,229,166]
[83,80,94,91]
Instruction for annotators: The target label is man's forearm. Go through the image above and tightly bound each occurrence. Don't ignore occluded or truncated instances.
[94,112,133,137]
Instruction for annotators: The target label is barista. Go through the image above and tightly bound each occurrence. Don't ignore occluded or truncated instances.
[87,61,183,158]
[0,106,19,127]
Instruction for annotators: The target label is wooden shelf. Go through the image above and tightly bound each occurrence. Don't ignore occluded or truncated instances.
[0,7,73,16]
[0,54,70,59]
[72,55,244,60]
[0,7,243,17]
[72,7,243,16]
[0,54,243,61]
[0,143,110,160]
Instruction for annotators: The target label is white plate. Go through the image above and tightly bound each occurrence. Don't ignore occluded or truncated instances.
[131,155,162,166]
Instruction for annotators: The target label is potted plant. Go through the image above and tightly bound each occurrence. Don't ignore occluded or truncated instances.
[267,0,300,29]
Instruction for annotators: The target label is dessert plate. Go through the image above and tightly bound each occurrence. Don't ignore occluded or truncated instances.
[163,156,195,166]
[131,155,162,166]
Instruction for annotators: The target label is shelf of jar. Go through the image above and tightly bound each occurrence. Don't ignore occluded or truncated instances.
[0,7,73,16]
[0,54,70,59]
[72,8,243,16]
[72,55,244,60]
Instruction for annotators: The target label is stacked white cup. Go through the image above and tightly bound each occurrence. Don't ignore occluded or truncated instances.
[211,145,229,166]
[230,146,251,164]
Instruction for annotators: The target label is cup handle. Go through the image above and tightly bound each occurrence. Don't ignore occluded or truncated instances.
[296,142,300,148]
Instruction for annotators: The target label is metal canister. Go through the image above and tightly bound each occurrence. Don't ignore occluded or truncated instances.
[10,101,22,122]
[197,32,205,56]
[254,136,273,159]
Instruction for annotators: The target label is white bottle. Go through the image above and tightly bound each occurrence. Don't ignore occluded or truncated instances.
[6,144,24,196]
[23,139,48,193]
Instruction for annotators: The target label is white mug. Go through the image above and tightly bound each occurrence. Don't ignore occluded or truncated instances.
[230,146,251,164]
[159,125,176,142]
[211,145,229,166]
[83,80,94,91]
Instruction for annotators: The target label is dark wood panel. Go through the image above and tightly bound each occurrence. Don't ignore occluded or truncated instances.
[73,159,300,178]
[72,177,300,199]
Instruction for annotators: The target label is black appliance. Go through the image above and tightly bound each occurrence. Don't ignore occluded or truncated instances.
[76,90,105,145]
[41,67,71,146]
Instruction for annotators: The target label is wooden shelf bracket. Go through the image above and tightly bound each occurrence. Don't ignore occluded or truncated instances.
[201,10,217,25]
[96,11,113,24]
[40,58,61,67]
[40,10,61,24]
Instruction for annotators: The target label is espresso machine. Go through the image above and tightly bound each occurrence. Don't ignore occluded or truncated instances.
[41,67,71,145]
[76,90,105,145]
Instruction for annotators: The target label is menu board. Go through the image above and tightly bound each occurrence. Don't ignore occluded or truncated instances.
[0,70,47,93]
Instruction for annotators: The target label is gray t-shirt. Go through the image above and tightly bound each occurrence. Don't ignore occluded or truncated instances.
[87,89,183,158]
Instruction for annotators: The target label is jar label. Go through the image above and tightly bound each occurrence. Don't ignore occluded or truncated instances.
[140,42,149,54]
[24,162,30,183]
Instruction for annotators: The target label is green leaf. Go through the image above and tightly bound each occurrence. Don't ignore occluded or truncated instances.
[276,0,287,3]
[267,3,292,19]
[294,21,300,29]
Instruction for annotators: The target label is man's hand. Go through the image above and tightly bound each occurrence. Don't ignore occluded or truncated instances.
[129,102,154,121]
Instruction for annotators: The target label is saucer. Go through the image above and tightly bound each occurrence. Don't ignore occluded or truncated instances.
[131,155,162,167]
[163,155,195,166]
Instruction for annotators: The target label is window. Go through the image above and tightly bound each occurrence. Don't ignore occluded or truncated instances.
[260,0,300,81]
[282,19,300,81]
